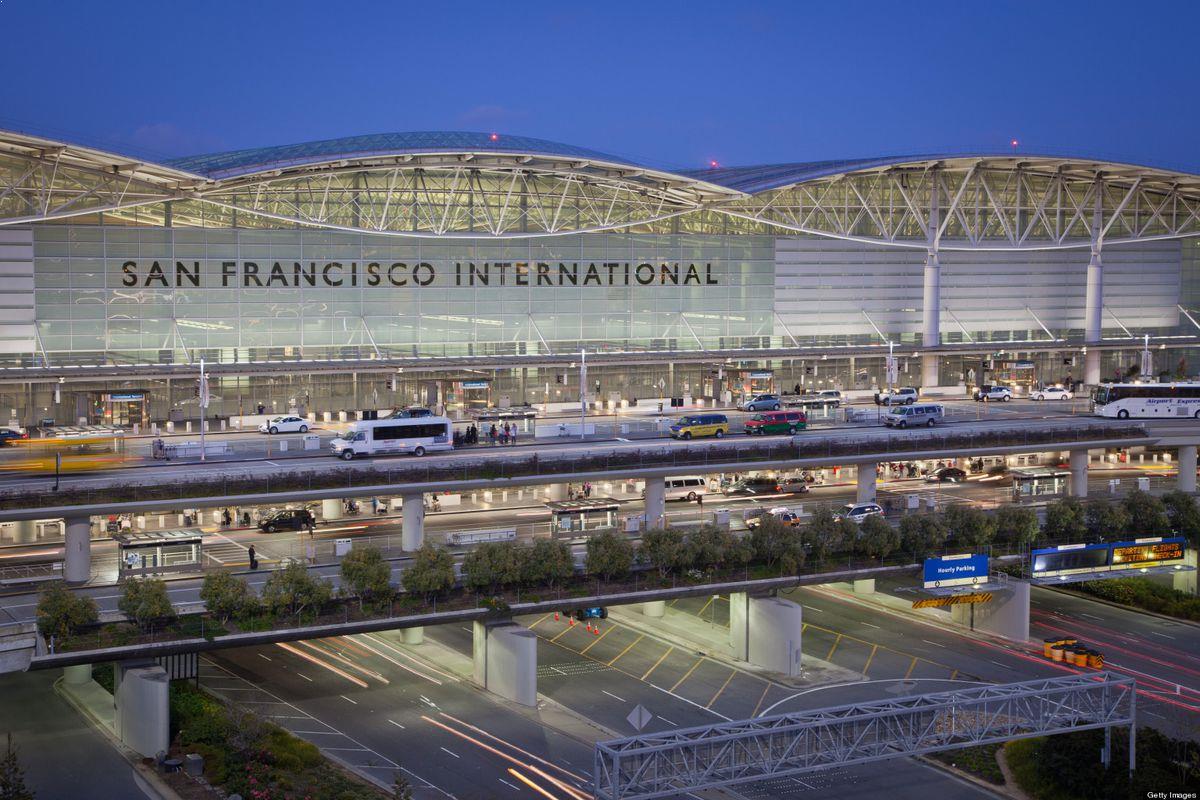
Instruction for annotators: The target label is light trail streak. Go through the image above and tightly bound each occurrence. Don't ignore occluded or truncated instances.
[273,642,368,688]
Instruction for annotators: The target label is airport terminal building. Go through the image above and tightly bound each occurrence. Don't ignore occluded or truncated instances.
[1,129,1199,426]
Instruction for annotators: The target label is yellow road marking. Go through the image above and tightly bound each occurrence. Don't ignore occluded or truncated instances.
[580,625,616,654]
[642,646,674,681]
[824,633,843,662]
[550,624,578,643]
[608,634,645,666]
[706,670,737,709]
[750,682,772,717]
[904,657,918,680]
[862,644,878,677]
[695,596,716,618]
[670,657,705,693]
[527,613,553,630]
[949,669,959,681]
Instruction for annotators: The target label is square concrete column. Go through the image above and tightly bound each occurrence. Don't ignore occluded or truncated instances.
[63,516,92,584]
[472,620,537,706]
[1179,445,1197,494]
[950,581,1030,643]
[729,592,803,676]
[852,578,875,595]
[856,462,877,504]
[643,477,666,529]
[641,600,666,618]
[401,492,424,551]
[320,498,343,521]
[1069,449,1089,498]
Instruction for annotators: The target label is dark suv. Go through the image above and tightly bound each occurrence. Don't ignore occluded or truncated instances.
[724,476,782,496]
[258,509,316,533]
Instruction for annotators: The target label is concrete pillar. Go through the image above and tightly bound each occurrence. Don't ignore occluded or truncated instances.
[852,578,875,595]
[1179,445,1197,493]
[856,462,877,504]
[401,627,424,645]
[63,664,92,686]
[63,516,91,584]
[320,498,343,521]
[729,592,803,676]
[472,620,537,706]
[1084,197,1103,385]
[644,477,666,528]
[545,482,567,501]
[13,520,37,544]
[921,238,940,387]
[641,600,666,618]
[401,493,424,551]
[921,353,939,390]
[115,662,169,757]
[951,581,1030,642]
[1069,449,1089,499]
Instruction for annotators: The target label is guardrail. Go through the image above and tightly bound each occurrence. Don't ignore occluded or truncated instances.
[0,421,1149,516]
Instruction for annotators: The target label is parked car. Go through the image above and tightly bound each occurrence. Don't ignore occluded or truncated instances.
[1032,386,1074,401]
[746,507,802,529]
[838,502,885,523]
[926,466,968,483]
[777,474,814,494]
[257,508,315,533]
[662,476,709,502]
[724,476,782,496]
[742,394,782,412]
[784,390,842,409]
[569,607,608,621]
[882,404,945,428]
[473,406,538,420]
[669,413,729,440]
[258,415,309,434]
[744,410,807,435]
[874,387,918,406]
[391,407,434,418]
[973,385,1012,402]
[0,427,28,446]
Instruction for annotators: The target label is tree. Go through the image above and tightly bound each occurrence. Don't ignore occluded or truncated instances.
[899,513,948,561]
[260,563,333,618]
[522,539,575,587]
[1085,498,1131,540]
[462,542,522,594]
[640,528,688,578]
[944,505,996,550]
[199,572,251,624]
[1121,490,1171,537]
[0,733,33,800]
[685,526,731,570]
[749,517,803,572]
[993,506,1040,548]
[118,577,176,632]
[392,770,413,800]
[802,507,843,564]
[585,531,634,581]
[1162,489,1200,546]
[340,546,392,610]
[400,545,456,601]
[35,582,98,642]
[856,514,900,560]
[1044,497,1087,540]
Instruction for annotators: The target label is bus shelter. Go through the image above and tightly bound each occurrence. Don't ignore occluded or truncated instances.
[1011,467,1071,500]
[546,498,621,534]
[114,529,204,577]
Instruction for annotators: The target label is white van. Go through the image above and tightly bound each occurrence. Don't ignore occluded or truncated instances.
[664,476,709,502]
[331,416,453,460]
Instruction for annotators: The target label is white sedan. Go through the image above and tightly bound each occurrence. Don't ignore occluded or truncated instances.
[1032,386,1074,401]
[258,415,310,434]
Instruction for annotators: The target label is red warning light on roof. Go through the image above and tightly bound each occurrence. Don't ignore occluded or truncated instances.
[1010,139,1019,149]
[489,133,499,142]
[709,160,719,168]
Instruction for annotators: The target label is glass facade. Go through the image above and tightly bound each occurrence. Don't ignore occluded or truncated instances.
[32,226,775,364]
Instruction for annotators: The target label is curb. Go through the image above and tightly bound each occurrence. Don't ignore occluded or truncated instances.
[917,753,1014,800]
[1037,584,1200,630]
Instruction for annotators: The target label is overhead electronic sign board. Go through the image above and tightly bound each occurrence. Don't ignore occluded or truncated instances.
[1031,537,1186,578]
[923,553,989,589]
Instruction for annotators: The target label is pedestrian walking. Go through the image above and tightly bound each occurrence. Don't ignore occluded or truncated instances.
[489,424,498,445]
[248,545,258,571]
[509,426,517,446]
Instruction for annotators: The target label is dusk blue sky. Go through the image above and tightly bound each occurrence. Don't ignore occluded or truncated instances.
[1,0,1197,172]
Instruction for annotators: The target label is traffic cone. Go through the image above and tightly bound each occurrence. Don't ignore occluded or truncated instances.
[585,623,593,633]
[554,612,560,622]
[568,617,575,626]
[593,626,601,636]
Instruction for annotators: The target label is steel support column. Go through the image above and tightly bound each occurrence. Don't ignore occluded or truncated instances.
[1084,183,1104,385]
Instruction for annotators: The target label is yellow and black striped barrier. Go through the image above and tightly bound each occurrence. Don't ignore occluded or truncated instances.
[911,593,992,609]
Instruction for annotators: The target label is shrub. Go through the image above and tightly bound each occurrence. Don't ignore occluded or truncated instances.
[1075,577,1200,622]
[1121,489,1171,537]
[993,506,1039,548]
[35,582,99,641]
[856,514,900,560]
[685,525,732,570]
[1162,489,1200,546]
[640,528,688,578]
[462,541,522,594]
[260,562,333,618]
[118,577,176,631]
[801,507,844,564]
[522,539,575,587]
[339,546,392,610]
[1084,498,1130,540]
[944,505,996,550]
[199,572,252,624]
[400,544,455,600]
[899,513,947,561]
[749,516,803,572]
[1044,497,1086,540]
[585,531,634,581]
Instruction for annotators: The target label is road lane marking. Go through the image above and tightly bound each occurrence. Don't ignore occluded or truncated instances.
[1150,631,1177,640]
[670,657,705,693]
[904,658,918,679]
[989,660,1013,669]
[706,670,737,709]
[257,653,272,661]
[387,719,406,730]
[297,673,313,682]
[579,625,615,654]
[862,644,879,676]
[861,622,881,629]
[750,683,773,717]
[642,646,674,681]
[920,639,946,648]
[657,715,677,726]
[340,694,358,704]
[607,633,645,666]
[440,747,460,758]
[499,778,521,791]
[527,613,553,629]
[550,624,578,643]
[824,633,844,662]
[1080,613,1104,621]
[601,690,625,703]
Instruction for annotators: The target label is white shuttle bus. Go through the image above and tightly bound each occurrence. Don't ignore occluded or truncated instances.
[331,416,453,460]
[1092,382,1200,419]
